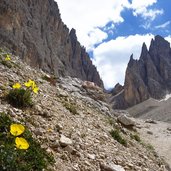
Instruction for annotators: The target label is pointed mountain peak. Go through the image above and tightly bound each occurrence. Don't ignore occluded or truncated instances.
[130,54,134,60]
[142,42,148,53]
[142,42,147,49]
[149,35,170,53]
[140,42,148,60]
[128,54,135,67]
[69,28,77,37]
[155,35,165,42]
[70,28,76,35]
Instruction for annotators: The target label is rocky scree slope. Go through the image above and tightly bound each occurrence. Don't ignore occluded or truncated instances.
[0,0,103,87]
[136,118,171,169]
[111,35,171,109]
[0,49,169,171]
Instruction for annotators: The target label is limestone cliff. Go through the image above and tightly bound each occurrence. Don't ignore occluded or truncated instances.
[111,35,171,109]
[0,0,103,87]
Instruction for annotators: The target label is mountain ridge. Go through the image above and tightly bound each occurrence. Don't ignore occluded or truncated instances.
[0,0,103,87]
[111,35,171,109]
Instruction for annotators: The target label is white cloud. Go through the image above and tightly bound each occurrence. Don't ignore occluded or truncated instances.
[55,0,167,89]
[141,9,163,20]
[165,36,171,45]
[56,0,164,51]
[93,34,154,89]
[141,22,152,30]
[130,0,157,9]
[130,0,163,20]
[155,21,171,29]
[56,0,130,51]
[87,29,108,50]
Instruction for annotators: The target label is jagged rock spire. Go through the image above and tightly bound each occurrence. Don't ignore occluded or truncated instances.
[111,35,171,109]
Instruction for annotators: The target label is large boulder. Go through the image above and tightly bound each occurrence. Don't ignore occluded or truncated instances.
[117,114,135,126]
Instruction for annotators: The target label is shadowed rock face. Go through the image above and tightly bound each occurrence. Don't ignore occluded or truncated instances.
[111,35,171,109]
[0,0,103,87]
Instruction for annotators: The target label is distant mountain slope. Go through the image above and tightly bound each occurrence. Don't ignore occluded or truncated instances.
[128,96,171,123]
[0,0,103,87]
[111,35,171,109]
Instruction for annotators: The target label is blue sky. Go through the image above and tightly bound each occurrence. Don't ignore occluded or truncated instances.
[56,0,171,89]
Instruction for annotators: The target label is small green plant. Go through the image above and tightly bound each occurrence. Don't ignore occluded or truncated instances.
[0,47,4,53]
[0,112,54,171]
[0,53,12,68]
[1,60,12,68]
[42,75,57,86]
[109,129,127,146]
[130,133,141,142]
[140,140,155,152]
[64,102,78,115]
[7,88,32,108]
[107,117,115,126]
[146,143,154,150]
[7,80,39,108]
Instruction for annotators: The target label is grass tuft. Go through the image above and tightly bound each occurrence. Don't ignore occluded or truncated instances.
[130,133,141,142]
[109,129,127,146]
[64,102,78,115]
[7,88,33,108]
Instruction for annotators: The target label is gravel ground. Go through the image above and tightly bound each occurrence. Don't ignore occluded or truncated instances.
[128,97,171,123]
[136,119,171,170]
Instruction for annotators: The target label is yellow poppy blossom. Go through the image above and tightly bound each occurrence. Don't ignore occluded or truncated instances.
[12,83,21,89]
[10,124,25,136]
[24,79,35,88]
[24,79,39,93]
[5,54,11,61]
[33,86,39,94]
[15,137,29,150]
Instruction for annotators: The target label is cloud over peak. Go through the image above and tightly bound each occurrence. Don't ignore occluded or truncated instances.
[56,0,171,89]
[92,34,154,89]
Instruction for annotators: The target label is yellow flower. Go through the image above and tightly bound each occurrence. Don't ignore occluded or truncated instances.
[33,86,39,94]
[24,79,39,94]
[15,137,29,150]
[24,79,35,88]
[12,83,21,89]
[5,54,11,61]
[10,124,25,136]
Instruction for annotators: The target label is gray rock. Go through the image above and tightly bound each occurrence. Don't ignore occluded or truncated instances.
[38,110,51,118]
[55,123,63,132]
[50,140,60,150]
[59,135,73,147]
[100,163,125,171]
[64,145,75,154]
[34,105,42,113]
[117,114,135,126]
[167,127,171,131]
[34,128,44,136]
[87,153,96,160]
[145,119,157,124]
[147,131,153,135]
